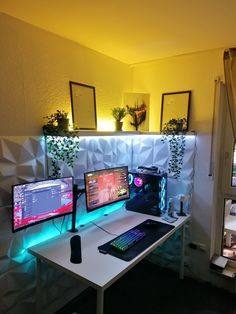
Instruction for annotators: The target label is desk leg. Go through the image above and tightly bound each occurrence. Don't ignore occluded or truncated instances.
[179,224,185,280]
[96,289,104,314]
[36,258,42,314]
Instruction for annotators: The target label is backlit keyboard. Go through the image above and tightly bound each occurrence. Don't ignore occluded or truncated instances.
[110,228,146,252]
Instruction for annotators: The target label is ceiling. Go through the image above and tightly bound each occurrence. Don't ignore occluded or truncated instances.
[1,0,236,64]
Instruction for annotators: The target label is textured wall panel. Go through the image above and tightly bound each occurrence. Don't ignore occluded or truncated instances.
[57,136,133,187]
[0,134,195,313]
[132,135,170,171]
[0,137,46,206]
[110,136,132,167]
[153,137,169,168]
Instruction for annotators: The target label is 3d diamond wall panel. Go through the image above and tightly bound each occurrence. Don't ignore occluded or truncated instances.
[132,135,169,170]
[55,136,133,187]
[0,137,46,206]
[0,134,196,314]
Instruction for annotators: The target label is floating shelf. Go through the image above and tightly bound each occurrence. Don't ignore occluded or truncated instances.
[44,130,196,137]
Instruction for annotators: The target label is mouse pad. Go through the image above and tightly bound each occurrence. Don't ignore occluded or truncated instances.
[98,219,174,261]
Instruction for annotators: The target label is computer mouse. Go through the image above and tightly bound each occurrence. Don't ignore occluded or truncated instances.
[144,220,159,227]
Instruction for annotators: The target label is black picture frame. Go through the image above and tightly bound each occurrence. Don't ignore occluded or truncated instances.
[69,81,97,130]
[160,90,191,131]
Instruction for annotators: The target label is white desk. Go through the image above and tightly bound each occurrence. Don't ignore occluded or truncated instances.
[28,207,190,314]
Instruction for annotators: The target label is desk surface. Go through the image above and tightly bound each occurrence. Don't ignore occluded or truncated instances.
[28,207,190,291]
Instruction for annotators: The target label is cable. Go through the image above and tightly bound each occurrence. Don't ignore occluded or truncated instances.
[60,215,66,233]
[77,188,85,193]
[77,191,84,199]
[52,219,61,233]
[64,190,85,231]
[52,215,66,234]
[91,221,118,236]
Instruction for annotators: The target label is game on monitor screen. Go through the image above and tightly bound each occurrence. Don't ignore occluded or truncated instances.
[12,176,74,233]
[84,166,130,212]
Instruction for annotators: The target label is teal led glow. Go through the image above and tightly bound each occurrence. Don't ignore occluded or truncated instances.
[160,198,165,212]
[25,222,65,250]
[159,176,167,213]
[12,252,31,263]
[22,202,124,255]
[160,177,166,189]
[128,173,134,185]
[77,201,125,226]
[159,189,166,198]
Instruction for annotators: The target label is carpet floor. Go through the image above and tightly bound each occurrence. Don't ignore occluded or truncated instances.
[55,260,236,314]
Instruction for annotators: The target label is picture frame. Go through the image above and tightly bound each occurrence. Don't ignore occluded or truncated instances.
[160,90,191,131]
[69,81,97,130]
[123,92,150,132]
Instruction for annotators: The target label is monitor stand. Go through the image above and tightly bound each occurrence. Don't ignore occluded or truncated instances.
[69,184,79,233]
[177,200,187,217]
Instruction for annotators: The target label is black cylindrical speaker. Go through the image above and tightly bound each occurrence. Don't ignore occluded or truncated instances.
[70,235,82,264]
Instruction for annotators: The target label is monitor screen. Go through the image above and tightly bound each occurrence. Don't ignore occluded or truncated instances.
[84,166,130,212]
[12,176,74,232]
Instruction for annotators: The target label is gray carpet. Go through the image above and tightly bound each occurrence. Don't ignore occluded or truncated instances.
[55,260,236,314]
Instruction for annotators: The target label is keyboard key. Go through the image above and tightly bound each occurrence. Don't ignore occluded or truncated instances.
[110,228,146,252]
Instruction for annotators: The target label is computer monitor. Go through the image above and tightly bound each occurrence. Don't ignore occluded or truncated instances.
[12,176,74,233]
[84,166,130,213]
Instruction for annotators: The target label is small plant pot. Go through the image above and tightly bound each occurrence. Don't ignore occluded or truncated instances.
[57,118,69,131]
[115,121,123,131]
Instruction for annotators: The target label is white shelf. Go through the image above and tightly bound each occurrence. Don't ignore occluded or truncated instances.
[46,130,196,137]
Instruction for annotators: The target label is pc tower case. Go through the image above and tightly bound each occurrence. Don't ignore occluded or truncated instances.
[126,170,167,216]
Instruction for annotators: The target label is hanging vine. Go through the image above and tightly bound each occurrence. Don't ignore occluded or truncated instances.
[46,135,80,178]
[42,110,80,178]
[161,118,187,179]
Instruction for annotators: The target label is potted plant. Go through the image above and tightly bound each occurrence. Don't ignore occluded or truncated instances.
[161,118,187,180]
[43,110,70,135]
[42,110,80,178]
[111,107,127,131]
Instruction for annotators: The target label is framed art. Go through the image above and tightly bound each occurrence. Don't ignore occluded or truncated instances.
[123,92,150,132]
[160,90,191,131]
[69,81,97,130]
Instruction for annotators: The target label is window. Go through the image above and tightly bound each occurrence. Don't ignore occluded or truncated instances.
[231,144,236,187]
[215,49,236,263]
[221,112,236,260]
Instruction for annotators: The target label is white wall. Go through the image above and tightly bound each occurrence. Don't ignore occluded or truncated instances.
[0,13,133,313]
[131,50,225,280]
[0,10,233,312]
[0,13,132,135]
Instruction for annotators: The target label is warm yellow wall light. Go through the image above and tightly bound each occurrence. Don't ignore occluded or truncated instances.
[97,119,115,131]
[69,116,74,131]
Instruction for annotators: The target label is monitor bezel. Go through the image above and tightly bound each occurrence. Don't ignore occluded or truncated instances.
[11,176,74,233]
[84,166,130,213]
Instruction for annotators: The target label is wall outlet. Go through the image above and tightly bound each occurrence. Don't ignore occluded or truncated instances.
[189,242,206,252]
